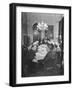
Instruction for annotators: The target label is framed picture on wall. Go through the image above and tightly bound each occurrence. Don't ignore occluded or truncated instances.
[9,3,71,87]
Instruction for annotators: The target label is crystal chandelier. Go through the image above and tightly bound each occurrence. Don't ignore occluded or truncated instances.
[37,21,48,31]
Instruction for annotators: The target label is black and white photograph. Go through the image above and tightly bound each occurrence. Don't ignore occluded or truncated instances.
[10,3,71,87]
[21,12,64,77]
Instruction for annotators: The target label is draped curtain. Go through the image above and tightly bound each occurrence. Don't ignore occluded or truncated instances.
[58,17,64,50]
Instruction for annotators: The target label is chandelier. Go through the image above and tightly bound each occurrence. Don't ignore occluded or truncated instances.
[37,21,48,31]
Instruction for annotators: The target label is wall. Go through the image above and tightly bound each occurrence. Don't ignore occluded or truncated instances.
[26,13,63,43]
[21,12,27,45]
[54,22,59,42]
